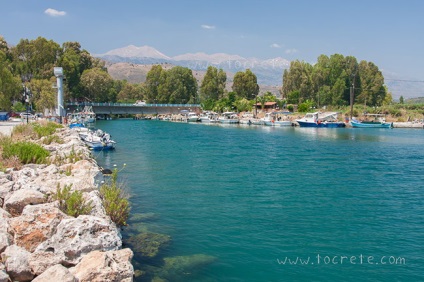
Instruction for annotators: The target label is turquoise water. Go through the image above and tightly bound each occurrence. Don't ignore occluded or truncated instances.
[94,120,424,281]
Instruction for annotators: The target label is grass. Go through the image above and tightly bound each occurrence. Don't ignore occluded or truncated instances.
[50,184,93,217]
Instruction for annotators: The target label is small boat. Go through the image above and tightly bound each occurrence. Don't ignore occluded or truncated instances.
[350,114,393,128]
[239,113,262,125]
[186,112,200,122]
[296,112,346,128]
[81,129,116,150]
[199,112,219,123]
[261,112,292,127]
[219,112,239,124]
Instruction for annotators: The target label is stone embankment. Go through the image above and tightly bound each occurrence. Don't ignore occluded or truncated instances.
[0,126,134,281]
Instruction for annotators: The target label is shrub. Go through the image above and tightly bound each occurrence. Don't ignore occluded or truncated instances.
[2,141,49,164]
[32,122,63,138]
[43,135,64,145]
[51,184,93,217]
[100,168,130,227]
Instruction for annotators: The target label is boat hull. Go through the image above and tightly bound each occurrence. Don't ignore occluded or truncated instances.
[351,121,392,128]
[297,121,346,128]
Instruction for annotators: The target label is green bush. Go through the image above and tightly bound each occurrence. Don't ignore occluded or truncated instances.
[100,168,130,227]
[32,122,63,138]
[2,141,49,164]
[51,184,93,217]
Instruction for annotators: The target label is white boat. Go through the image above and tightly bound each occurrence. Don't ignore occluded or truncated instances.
[81,129,116,150]
[187,112,200,122]
[219,112,239,124]
[199,112,219,123]
[262,112,293,127]
[296,112,346,128]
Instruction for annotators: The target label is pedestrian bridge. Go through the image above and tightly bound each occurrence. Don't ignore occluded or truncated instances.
[65,102,201,115]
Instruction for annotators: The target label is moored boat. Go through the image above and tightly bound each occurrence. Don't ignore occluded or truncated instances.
[296,112,346,128]
[350,114,393,128]
[219,112,239,124]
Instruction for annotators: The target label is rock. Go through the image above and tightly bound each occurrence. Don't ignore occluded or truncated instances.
[154,254,216,281]
[126,231,171,258]
[0,177,14,203]
[0,208,12,253]
[4,189,45,216]
[0,270,9,282]
[9,203,69,252]
[70,249,134,282]
[1,244,34,281]
[57,160,103,193]
[35,215,122,266]
[32,264,76,282]
[29,251,64,276]
[86,191,107,219]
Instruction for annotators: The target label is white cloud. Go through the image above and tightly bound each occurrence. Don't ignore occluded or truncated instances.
[270,43,281,48]
[201,24,216,30]
[44,8,66,17]
[285,48,299,54]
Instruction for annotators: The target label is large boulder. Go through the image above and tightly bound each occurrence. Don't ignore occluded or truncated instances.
[0,208,12,253]
[3,189,45,216]
[35,215,122,266]
[9,203,69,252]
[29,251,64,276]
[0,269,9,282]
[70,249,134,282]
[32,264,76,282]
[1,244,34,281]
[0,177,14,205]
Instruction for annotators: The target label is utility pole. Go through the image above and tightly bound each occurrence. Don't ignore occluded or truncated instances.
[350,73,356,120]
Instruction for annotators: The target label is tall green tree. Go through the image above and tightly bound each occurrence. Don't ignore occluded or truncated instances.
[232,69,259,99]
[0,51,22,110]
[11,37,61,79]
[200,66,227,101]
[159,66,198,104]
[145,65,164,103]
[30,78,57,112]
[80,68,114,102]
[356,61,386,106]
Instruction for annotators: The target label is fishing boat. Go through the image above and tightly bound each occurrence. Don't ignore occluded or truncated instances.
[186,112,200,122]
[350,114,393,128]
[296,112,346,128]
[261,112,292,127]
[80,129,116,150]
[219,112,239,124]
[199,112,220,123]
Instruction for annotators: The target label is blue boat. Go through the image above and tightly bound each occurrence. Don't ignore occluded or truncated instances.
[296,112,346,128]
[350,114,393,128]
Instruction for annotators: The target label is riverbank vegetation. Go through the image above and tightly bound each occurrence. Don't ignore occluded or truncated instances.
[0,36,423,120]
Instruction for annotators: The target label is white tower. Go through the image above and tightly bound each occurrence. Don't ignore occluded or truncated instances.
[54,67,64,123]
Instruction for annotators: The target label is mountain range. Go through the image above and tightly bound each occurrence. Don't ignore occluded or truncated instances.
[96,45,424,99]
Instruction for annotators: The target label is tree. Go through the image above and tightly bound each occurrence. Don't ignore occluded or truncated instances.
[80,68,114,102]
[200,66,227,101]
[357,61,386,106]
[30,78,57,113]
[145,65,164,103]
[0,51,21,110]
[232,69,259,99]
[11,37,61,79]
[399,95,404,104]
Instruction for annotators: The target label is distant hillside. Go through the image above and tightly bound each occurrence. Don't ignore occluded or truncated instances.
[100,45,424,100]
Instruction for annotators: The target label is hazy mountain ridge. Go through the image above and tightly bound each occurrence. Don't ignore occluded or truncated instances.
[98,45,424,99]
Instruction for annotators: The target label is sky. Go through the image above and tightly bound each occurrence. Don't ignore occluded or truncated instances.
[1,0,424,81]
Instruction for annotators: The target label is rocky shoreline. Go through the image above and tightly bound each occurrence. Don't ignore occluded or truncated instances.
[0,126,134,281]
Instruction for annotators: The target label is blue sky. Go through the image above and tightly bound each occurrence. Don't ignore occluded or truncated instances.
[1,0,424,80]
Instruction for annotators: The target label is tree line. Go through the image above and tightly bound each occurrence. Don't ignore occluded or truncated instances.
[0,36,390,115]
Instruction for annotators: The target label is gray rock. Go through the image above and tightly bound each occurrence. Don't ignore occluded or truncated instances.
[35,215,122,266]
[32,264,76,282]
[70,249,134,282]
[0,270,9,282]
[0,208,12,253]
[28,251,64,276]
[4,189,45,216]
[2,244,34,281]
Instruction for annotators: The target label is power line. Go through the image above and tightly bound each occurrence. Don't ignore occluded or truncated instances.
[385,79,424,83]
